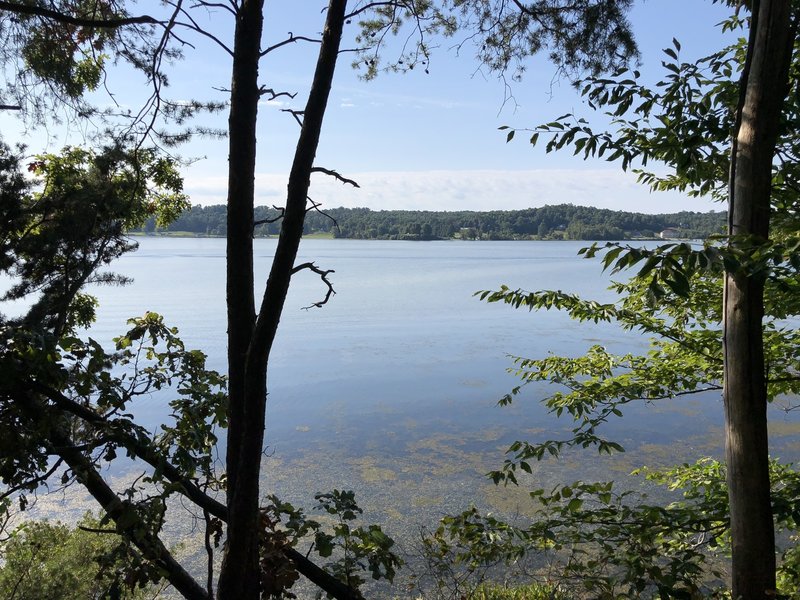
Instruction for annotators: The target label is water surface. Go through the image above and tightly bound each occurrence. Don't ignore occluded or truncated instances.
[35,238,800,589]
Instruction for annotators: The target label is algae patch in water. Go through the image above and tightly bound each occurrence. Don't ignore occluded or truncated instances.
[354,457,398,482]
[769,420,800,438]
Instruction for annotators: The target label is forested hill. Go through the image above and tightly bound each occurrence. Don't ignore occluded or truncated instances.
[140,204,727,241]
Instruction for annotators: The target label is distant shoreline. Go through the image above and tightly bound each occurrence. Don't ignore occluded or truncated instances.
[128,231,696,242]
[133,203,726,241]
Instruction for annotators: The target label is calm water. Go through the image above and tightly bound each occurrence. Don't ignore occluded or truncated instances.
[15,238,800,589]
[81,238,800,474]
[86,238,677,444]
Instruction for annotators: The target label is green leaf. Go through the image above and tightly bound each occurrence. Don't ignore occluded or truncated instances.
[566,498,583,512]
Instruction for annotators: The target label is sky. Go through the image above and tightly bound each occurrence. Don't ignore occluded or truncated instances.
[3,1,739,214]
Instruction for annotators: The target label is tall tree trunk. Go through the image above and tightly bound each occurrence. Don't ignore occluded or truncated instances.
[724,1,794,597]
[218,0,263,597]
[219,2,349,598]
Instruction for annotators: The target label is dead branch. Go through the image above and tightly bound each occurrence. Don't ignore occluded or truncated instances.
[259,87,297,101]
[281,108,305,126]
[306,197,340,235]
[254,206,285,228]
[77,525,119,534]
[291,262,336,309]
[202,506,216,597]
[261,32,322,57]
[310,166,360,188]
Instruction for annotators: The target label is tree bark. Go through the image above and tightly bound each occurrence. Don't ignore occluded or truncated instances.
[219,2,349,598]
[218,0,263,597]
[724,1,794,597]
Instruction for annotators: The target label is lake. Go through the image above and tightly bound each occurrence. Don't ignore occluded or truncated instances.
[86,238,725,455]
[24,238,800,592]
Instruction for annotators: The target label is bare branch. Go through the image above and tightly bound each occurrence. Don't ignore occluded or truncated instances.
[310,167,360,188]
[191,1,237,18]
[0,104,22,110]
[281,108,305,127]
[259,87,297,101]
[306,197,340,235]
[127,0,186,147]
[291,262,336,309]
[172,6,234,57]
[254,206,285,227]
[261,32,322,57]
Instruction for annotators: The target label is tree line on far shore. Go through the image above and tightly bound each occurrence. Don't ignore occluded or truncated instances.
[137,203,727,241]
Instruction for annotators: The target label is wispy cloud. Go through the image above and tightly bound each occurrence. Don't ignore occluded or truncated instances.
[333,85,481,111]
[258,99,290,109]
[183,169,722,214]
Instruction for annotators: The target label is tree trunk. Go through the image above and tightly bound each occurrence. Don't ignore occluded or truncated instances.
[218,0,263,597]
[219,2,349,598]
[724,1,794,597]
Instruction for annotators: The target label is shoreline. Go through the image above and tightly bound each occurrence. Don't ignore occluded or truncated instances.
[127,231,684,242]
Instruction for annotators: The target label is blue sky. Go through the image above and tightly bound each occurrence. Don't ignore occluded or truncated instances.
[5,1,738,213]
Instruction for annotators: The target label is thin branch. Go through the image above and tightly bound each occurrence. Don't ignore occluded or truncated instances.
[203,507,215,599]
[0,104,22,110]
[281,108,304,127]
[127,0,185,147]
[0,1,160,27]
[306,198,340,235]
[32,382,228,521]
[77,525,119,534]
[254,205,285,228]
[261,33,322,57]
[310,167,360,188]
[259,87,297,101]
[172,9,234,57]
[766,375,800,384]
[191,1,237,18]
[0,458,64,502]
[291,262,336,309]
[345,2,397,20]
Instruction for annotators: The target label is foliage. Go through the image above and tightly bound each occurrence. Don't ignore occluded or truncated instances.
[463,240,800,596]
[425,7,800,598]
[0,141,188,333]
[0,1,168,123]
[0,513,163,600]
[0,0,661,597]
[469,581,568,600]
[140,203,726,242]
[424,457,800,598]
[0,138,223,596]
[475,268,732,481]
[0,310,228,524]
[259,491,401,599]
[354,0,638,81]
